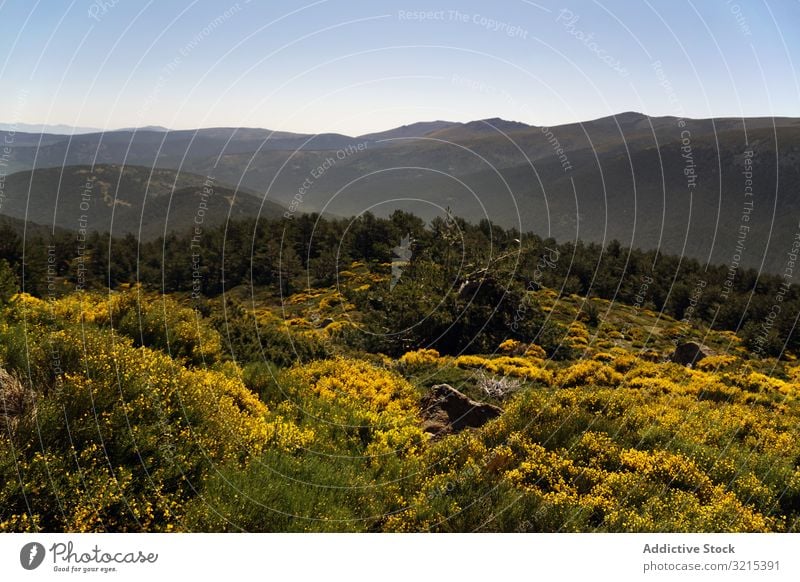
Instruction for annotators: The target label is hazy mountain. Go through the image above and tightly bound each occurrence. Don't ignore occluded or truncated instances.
[0,165,285,240]
[423,117,532,141]
[0,122,103,135]
[0,127,370,173]
[4,113,800,272]
[116,125,171,132]
[358,120,460,142]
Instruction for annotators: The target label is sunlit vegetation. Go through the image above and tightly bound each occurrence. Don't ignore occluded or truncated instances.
[2,211,800,532]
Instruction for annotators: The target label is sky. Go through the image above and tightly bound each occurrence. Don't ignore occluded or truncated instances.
[0,0,798,135]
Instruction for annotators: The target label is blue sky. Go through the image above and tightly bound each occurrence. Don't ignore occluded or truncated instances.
[1,0,798,134]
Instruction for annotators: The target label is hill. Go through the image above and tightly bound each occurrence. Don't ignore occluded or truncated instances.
[0,165,285,240]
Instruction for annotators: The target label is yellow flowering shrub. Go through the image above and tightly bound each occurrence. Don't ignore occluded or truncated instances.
[787,365,800,383]
[288,289,325,304]
[600,486,773,532]
[289,357,418,414]
[9,292,45,310]
[283,358,426,461]
[5,275,800,534]
[399,348,441,368]
[319,292,345,310]
[454,354,488,369]
[611,351,638,372]
[568,322,590,340]
[570,431,621,470]
[41,288,224,365]
[388,374,784,532]
[322,320,354,337]
[454,355,552,385]
[731,473,775,510]
[524,344,547,360]
[498,339,523,354]
[558,360,623,387]
[717,330,742,344]
[48,291,107,323]
[719,371,790,395]
[0,317,311,532]
[567,337,589,349]
[696,354,740,371]
[627,376,676,394]
[618,449,713,499]
[503,436,581,496]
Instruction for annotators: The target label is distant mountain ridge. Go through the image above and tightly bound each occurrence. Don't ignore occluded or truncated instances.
[0,122,104,135]
[0,123,173,134]
[0,165,284,240]
[3,112,800,273]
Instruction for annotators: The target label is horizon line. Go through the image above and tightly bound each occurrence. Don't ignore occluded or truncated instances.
[2,110,798,137]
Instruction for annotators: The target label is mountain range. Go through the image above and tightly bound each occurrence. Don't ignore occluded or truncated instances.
[2,112,799,273]
[0,123,170,135]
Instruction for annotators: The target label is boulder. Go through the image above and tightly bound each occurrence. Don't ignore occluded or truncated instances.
[670,341,711,367]
[420,384,502,437]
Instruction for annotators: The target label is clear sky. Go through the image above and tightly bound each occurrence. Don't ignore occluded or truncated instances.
[1,0,798,135]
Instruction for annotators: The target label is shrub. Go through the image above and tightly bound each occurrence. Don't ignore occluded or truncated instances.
[476,371,521,400]
[499,339,523,355]
[288,357,419,415]
[696,354,740,372]
[524,344,547,360]
[49,288,223,366]
[185,448,390,532]
[242,360,284,404]
[558,360,623,388]
[728,371,789,394]
[0,367,33,440]
[454,355,552,385]
[579,301,601,327]
[0,259,18,304]
[0,301,312,531]
[399,348,440,368]
[213,299,329,366]
[282,358,427,460]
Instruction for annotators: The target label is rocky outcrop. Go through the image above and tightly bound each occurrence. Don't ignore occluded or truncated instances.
[670,342,711,367]
[420,384,502,437]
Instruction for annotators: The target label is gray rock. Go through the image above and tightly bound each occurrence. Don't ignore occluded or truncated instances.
[670,341,711,367]
[420,384,502,437]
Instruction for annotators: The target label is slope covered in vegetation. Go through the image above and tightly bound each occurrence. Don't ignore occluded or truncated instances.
[1,211,799,532]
